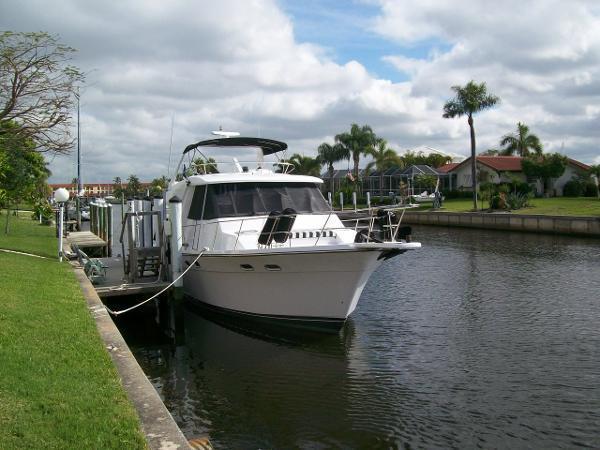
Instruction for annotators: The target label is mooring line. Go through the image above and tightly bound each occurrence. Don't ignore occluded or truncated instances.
[104,248,207,316]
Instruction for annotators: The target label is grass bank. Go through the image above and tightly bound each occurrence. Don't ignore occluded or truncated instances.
[1,210,57,257]
[414,197,600,216]
[0,213,146,449]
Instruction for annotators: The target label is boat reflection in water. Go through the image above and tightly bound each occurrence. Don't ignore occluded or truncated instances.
[131,300,412,449]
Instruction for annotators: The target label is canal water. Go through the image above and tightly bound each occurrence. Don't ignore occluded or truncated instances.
[114,226,600,449]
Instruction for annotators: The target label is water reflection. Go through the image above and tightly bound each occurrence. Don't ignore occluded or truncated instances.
[124,226,600,449]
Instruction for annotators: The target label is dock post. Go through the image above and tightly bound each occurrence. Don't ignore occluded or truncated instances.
[107,203,113,257]
[135,198,144,247]
[99,204,105,240]
[143,197,152,248]
[127,199,136,247]
[90,203,95,235]
[353,192,357,211]
[152,197,163,247]
[367,192,371,210]
[168,198,183,287]
[340,192,344,211]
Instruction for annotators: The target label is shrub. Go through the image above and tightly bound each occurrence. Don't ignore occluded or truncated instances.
[505,192,531,210]
[490,193,506,210]
[563,179,583,197]
[584,181,599,197]
[31,202,54,225]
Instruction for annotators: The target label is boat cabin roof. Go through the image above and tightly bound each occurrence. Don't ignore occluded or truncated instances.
[186,172,324,185]
[184,137,287,155]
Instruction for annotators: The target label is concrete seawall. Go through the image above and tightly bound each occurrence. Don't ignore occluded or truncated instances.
[401,211,600,237]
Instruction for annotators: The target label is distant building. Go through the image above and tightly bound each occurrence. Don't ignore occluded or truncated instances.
[49,182,152,198]
[448,156,591,196]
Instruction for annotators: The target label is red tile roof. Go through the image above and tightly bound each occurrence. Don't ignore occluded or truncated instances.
[567,158,591,171]
[448,156,591,173]
[436,163,459,173]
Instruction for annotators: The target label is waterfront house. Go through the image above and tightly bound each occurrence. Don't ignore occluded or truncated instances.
[447,156,591,196]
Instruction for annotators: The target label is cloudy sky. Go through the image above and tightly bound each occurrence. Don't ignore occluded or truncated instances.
[2,0,599,182]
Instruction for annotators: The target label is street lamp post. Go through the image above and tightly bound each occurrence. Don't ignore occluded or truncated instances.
[54,188,70,262]
[75,89,82,231]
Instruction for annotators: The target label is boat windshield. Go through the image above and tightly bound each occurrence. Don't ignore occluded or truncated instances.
[188,182,330,220]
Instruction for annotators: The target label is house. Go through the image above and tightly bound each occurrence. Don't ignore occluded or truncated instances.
[448,156,591,196]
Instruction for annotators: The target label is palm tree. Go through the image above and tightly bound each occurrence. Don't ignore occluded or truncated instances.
[288,154,321,177]
[335,124,377,181]
[365,140,402,199]
[443,81,500,210]
[317,142,348,197]
[192,157,218,174]
[500,122,543,156]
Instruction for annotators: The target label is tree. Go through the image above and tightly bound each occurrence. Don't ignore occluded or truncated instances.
[112,176,124,199]
[149,176,168,197]
[480,148,501,156]
[288,154,321,177]
[335,124,377,181]
[192,157,218,174]
[317,142,347,197]
[424,153,453,168]
[365,140,401,199]
[0,32,84,154]
[500,122,543,156]
[1,122,51,233]
[397,150,451,168]
[414,174,438,191]
[124,174,141,198]
[522,153,567,196]
[443,81,500,209]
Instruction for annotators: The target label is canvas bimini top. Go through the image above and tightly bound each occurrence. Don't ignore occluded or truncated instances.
[183,137,288,155]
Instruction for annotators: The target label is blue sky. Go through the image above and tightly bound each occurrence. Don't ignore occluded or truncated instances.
[278,0,448,82]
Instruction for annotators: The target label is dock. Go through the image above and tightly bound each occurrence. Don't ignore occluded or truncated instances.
[91,256,170,299]
[68,231,107,249]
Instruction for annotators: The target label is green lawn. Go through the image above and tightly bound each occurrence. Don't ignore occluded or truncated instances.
[1,210,58,258]
[414,197,600,216]
[0,215,146,449]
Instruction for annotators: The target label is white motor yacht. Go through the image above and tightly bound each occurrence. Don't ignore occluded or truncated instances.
[165,136,421,326]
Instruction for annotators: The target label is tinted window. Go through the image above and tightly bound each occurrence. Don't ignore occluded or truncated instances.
[188,185,206,220]
[194,182,330,219]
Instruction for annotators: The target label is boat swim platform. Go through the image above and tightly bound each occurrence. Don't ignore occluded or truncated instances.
[89,256,170,299]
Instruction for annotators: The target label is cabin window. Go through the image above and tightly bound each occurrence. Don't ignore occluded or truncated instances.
[188,185,206,220]
[194,182,330,219]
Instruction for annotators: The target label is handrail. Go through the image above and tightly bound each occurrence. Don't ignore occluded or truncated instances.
[202,207,410,252]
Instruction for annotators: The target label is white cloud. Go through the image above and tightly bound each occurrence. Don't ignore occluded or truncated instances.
[2,0,599,183]
[372,0,600,161]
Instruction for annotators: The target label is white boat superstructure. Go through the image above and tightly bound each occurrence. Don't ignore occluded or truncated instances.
[165,136,420,325]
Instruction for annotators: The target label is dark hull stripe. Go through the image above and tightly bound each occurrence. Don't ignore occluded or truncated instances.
[185,296,347,329]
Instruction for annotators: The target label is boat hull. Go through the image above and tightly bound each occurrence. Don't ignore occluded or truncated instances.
[181,249,384,321]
